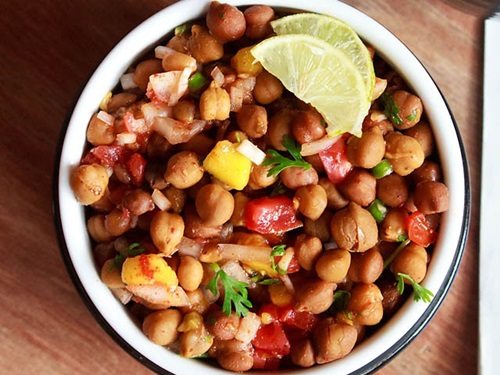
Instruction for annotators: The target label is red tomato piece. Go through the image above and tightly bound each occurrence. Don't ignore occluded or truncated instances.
[244,196,301,234]
[126,153,147,185]
[259,304,317,332]
[319,135,352,184]
[252,349,281,370]
[407,211,436,247]
[81,145,130,168]
[252,322,290,357]
[286,255,300,273]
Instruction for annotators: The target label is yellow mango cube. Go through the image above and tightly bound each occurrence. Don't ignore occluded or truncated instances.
[121,254,178,287]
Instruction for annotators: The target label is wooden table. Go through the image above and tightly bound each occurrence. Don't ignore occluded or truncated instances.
[0,0,481,374]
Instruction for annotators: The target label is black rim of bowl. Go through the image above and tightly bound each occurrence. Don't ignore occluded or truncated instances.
[52,12,471,375]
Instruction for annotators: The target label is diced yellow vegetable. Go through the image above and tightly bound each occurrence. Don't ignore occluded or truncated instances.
[269,283,293,307]
[245,261,278,278]
[121,254,178,287]
[231,47,263,76]
[177,312,203,332]
[203,140,252,190]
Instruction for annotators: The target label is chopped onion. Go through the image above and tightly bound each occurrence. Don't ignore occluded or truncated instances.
[217,243,272,265]
[120,72,138,90]
[300,135,341,156]
[151,188,171,211]
[220,222,233,242]
[152,117,206,145]
[96,110,114,125]
[277,247,294,272]
[202,285,219,303]
[141,102,173,127]
[147,68,190,106]
[279,274,295,293]
[154,45,173,59]
[177,237,203,258]
[235,312,261,343]
[229,85,243,112]
[236,139,267,165]
[127,284,189,306]
[221,260,251,283]
[370,110,387,122]
[116,132,137,145]
[111,288,133,305]
[123,112,147,133]
[211,66,225,87]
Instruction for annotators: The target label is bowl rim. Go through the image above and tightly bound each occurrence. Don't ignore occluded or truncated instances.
[52,1,471,374]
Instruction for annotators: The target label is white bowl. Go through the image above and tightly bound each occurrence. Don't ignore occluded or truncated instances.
[53,0,470,374]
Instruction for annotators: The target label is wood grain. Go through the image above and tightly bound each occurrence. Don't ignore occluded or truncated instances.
[0,0,480,374]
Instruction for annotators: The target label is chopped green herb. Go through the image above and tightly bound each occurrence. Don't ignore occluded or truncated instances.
[332,290,351,312]
[258,278,281,286]
[406,110,417,122]
[270,244,287,274]
[188,72,208,93]
[397,234,408,243]
[113,242,146,268]
[262,135,311,177]
[207,263,252,317]
[383,239,411,270]
[395,272,434,303]
[371,159,393,179]
[381,92,403,126]
[368,198,387,223]
[174,22,191,36]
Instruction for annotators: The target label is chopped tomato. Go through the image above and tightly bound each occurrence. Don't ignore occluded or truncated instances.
[252,322,290,356]
[81,145,130,168]
[244,196,301,234]
[126,153,147,185]
[407,211,436,247]
[286,255,300,273]
[252,349,281,370]
[259,304,317,332]
[319,135,352,184]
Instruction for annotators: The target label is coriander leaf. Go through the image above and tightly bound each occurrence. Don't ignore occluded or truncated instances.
[406,110,417,122]
[383,238,410,270]
[381,93,403,126]
[270,244,286,273]
[113,242,145,268]
[262,136,311,177]
[395,273,434,303]
[396,234,408,243]
[282,135,303,161]
[258,278,280,286]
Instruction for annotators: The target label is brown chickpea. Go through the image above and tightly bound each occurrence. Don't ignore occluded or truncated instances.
[121,189,154,216]
[269,282,294,307]
[106,92,138,113]
[411,160,442,184]
[200,83,231,121]
[150,211,184,256]
[339,169,376,207]
[248,164,277,190]
[146,132,171,160]
[280,166,318,190]
[380,208,407,242]
[206,1,246,43]
[217,351,254,372]
[348,248,384,284]
[267,110,293,150]
[91,191,114,213]
[315,249,351,283]
[143,309,182,346]
[330,202,378,252]
[313,319,357,364]
[180,325,214,358]
[230,192,249,227]
[346,131,385,168]
[180,289,210,315]
[188,25,224,63]
[162,186,187,214]
[179,134,215,158]
[413,181,449,214]
[391,90,423,129]
[294,184,327,220]
[304,154,325,173]
[303,211,332,242]
[104,208,132,237]
[291,110,326,144]
[207,311,240,341]
[376,174,408,208]
[87,215,113,242]
[404,122,434,157]
[225,130,248,144]
[87,113,115,146]
[100,259,125,288]
[195,184,234,226]
[178,256,204,292]
[318,178,349,210]
[290,339,315,368]
[391,242,428,283]
[172,100,196,123]
[385,132,425,176]
[133,59,163,91]
[183,208,222,240]
[167,34,189,54]
[295,234,323,271]
[164,151,204,189]
[162,50,196,72]
[71,164,109,205]
[244,5,274,39]
[253,71,284,105]
[347,283,384,325]
[295,279,336,314]
[236,105,267,138]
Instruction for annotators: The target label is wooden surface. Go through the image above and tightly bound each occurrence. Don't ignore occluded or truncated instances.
[0,0,481,374]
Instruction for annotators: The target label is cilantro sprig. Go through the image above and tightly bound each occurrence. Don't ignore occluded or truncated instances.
[113,242,146,268]
[262,135,311,177]
[396,273,434,303]
[270,244,287,275]
[207,263,252,317]
[381,92,403,126]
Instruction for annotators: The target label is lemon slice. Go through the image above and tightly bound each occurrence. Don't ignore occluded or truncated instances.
[271,13,375,100]
[252,35,369,137]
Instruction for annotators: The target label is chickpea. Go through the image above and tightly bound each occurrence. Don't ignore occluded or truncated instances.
[87,113,115,146]
[267,110,293,150]
[391,90,423,129]
[225,130,248,144]
[122,189,154,216]
[304,211,332,242]
[91,191,114,213]
[291,110,326,144]
[281,166,318,190]
[248,164,277,190]
[106,92,137,113]
[150,211,184,256]
[100,259,125,288]
[304,154,325,173]
[147,132,171,159]
[244,5,274,39]
[347,283,384,325]
[183,209,222,240]
[330,202,378,252]
[164,151,204,189]
[231,47,263,76]
[104,208,132,237]
[294,184,327,220]
[230,192,249,227]
[143,309,182,346]
[295,279,336,314]
[162,186,187,214]
[391,242,428,283]
[376,174,408,208]
[371,77,387,101]
[200,83,230,121]
[179,134,214,158]
[411,160,442,185]
[231,232,268,247]
[180,289,210,315]
[172,100,196,123]
[180,325,214,358]
[290,339,315,368]
[206,1,246,42]
[413,181,449,215]
[71,164,109,205]
[188,25,224,63]
[195,184,234,226]
[315,249,351,283]
[167,34,189,54]
[385,132,425,176]
[254,71,283,105]
[346,131,385,168]
[269,282,294,307]
[295,234,323,271]
[178,256,204,292]
[378,277,404,317]
[339,169,376,207]
[133,59,163,91]
[236,105,267,138]
[87,215,113,242]
[162,50,196,73]
[318,178,348,210]
[380,208,407,242]
[207,311,240,340]
[404,122,434,157]
[348,248,384,284]
[217,350,253,372]
[313,319,357,364]
[165,254,180,273]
